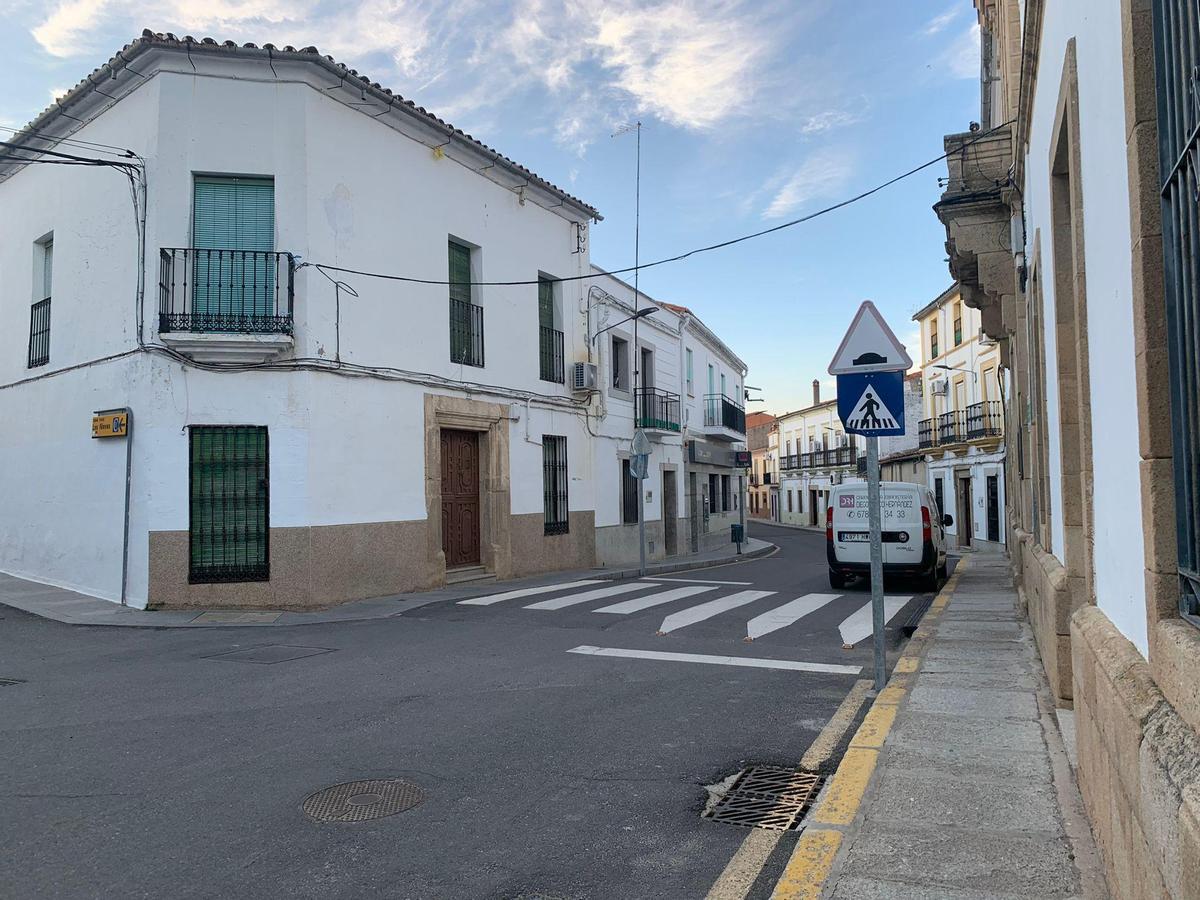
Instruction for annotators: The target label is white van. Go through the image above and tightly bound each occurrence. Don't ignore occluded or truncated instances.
[826,481,951,591]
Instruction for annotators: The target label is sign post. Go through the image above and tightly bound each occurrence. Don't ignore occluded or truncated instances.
[632,429,651,577]
[829,301,912,692]
[93,407,134,607]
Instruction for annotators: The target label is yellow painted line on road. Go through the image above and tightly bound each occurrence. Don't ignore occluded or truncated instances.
[770,828,842,900]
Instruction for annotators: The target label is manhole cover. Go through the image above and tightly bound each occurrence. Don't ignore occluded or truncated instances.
[704,766,824,831]
[204,645,336,665]
[303,779,426,823]
[0,677,25,687]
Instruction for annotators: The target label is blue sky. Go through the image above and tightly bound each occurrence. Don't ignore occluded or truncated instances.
[0,0,980,414]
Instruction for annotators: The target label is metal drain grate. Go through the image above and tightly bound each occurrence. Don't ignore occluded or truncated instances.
[303,779,426,823]
[0,677,25,687]
[705,766,824,831]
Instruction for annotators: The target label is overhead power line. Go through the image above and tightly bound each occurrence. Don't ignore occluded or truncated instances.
[299,119,1015,289]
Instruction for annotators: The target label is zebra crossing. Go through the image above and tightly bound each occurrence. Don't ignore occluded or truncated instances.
[455,577,913,645]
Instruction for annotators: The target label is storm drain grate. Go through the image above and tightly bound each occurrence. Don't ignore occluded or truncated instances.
[705,766,824,831]
[303,779,426,823]
[0,677,25,687]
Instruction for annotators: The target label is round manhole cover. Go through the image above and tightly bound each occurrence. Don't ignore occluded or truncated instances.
[303,779,426,823]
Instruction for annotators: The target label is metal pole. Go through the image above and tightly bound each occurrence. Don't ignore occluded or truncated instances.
[632,122,646,578]
[738,473,745,554]
[867,436,885,691]
[120,408,133,607]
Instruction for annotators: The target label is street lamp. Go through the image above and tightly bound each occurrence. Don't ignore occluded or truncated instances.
[591,306,657,344]
[932,363,977,381]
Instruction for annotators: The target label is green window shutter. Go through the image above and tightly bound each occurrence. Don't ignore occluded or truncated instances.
[193,178,275,320]
[448,241,472,304]
[189,426,269,583]
[538,277,555,330]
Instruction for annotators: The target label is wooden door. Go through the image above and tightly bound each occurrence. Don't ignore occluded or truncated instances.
[662,470,678,556]
[958,476,973,547]
[441,429,481,568]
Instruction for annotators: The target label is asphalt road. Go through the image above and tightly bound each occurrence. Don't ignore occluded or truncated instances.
[0,523,932,899]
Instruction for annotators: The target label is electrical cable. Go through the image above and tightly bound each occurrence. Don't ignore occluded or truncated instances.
[298,119,1016,289]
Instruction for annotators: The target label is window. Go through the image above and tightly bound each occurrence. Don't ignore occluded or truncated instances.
[190,177,278,332]
[930,319,939,359]
[189,426,269,583]
[611,335,630,391]
[621,459,639,524]
[707,363,715,395]
[720,372,727,398]
[1152,1,1200,619]
[787,490,793,513]
[543,435,569,534]
[449,240,484,366]
[28,236,52,368]
[721,474,731,511]
[934,477,944,520]
[538,276,564,383]
[709,474,720,512]
[953,300,963,345]
[686,348,694,395]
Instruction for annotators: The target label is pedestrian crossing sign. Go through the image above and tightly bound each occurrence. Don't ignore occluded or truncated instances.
[836,371,905,436]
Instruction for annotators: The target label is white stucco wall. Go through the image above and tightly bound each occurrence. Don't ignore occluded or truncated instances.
[1024,2,1147,653]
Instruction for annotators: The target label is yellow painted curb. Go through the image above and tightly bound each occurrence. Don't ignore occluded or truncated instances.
[770,828,843,900]
[893,656,919,674]
[849,703,897,750]
[810,747,879,826]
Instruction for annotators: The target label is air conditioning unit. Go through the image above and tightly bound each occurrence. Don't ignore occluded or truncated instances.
[931,378,949,395]
[572,361,599,392]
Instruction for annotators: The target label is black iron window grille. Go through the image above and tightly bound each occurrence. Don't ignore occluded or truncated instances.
[159,249,294,334]
[622,459,639,524]
[189,426,269,584]
[28,297,50,368]
[543,435,569,535]
[1152,0,1200,620]
[449,240,484,367]
[539,326,565,383]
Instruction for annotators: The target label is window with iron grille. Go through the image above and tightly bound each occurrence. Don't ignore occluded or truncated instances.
[722,475,731,511]
[189,426,269,583]
[449,240,484,366]
[621,459,638,524]
[930,320,939,359]
[543,435,569,535]
[538,277,564,383]
[1152,0,1200,621]
[953,301,963,345]
[28,237,52,368]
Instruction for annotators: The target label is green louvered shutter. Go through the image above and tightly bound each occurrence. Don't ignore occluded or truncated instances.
[189,426,269,582]
[192,178,275,324]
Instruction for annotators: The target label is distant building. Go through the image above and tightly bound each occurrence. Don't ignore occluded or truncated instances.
[746,412,776,519]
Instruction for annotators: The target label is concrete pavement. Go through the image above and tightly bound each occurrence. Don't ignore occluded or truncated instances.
[768,554,1107,899]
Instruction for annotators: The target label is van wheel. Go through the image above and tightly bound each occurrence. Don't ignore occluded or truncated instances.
[829,569,847,590]
[937,562,949,585]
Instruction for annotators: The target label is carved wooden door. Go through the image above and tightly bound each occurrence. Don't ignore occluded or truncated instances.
[441,429,481,568]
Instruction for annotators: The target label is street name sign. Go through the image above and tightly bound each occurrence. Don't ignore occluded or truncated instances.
[827,300,913,376]
[92,408,130,439]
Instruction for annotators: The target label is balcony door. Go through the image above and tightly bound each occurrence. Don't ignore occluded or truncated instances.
[192,177,275,325]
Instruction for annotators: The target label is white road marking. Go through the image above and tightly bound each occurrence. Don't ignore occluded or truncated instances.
[593,585,718,614]
[457,579,604,606]
[567,645,862,675]
[837,596,913,646]
[745,593,840,640]
[524,581,655,611]
[657,590,776,634]
[644,576,754,586]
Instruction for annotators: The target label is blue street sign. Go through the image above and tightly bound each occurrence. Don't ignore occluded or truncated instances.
[837,371,905,437]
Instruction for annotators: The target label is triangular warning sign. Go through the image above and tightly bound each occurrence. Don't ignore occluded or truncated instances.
[843,382,901,432]
[828,300,913,375]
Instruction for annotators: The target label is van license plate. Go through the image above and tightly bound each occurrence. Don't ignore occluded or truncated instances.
[839,532,869,542]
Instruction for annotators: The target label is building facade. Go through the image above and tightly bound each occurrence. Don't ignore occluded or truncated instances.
[746,412,776,519]
[914,284,1006,551]
[936,2,1200,894]
[0,33,747,610]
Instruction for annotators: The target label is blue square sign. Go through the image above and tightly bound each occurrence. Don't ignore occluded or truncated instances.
[837,371,905,437]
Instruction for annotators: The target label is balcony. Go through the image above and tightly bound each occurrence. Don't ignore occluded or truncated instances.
[919,418,935,449]
[450,297,485,367]
[702,393,746,441]
[635,387,682,433]
[799,445,860,471]
[937,411,964,444]
[158,248,295,363]
[539,326,564,383]
[966,400,1003,438]
[763,472,773,485]
[780,454,800,471]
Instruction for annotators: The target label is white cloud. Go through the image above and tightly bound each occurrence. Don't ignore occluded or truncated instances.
[762,147,854,219]
[799,108,862,135]
[922,6,958,36]
[943,23,980,79]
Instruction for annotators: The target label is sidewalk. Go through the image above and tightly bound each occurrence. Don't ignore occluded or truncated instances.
[0,536,773,628]
[772,555,1107,899]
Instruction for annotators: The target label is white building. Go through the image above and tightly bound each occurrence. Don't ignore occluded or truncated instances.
[0,32,747,610]
[913,284,1006,552]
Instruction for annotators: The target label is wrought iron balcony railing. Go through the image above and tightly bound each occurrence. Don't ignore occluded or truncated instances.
[966,400,1003,438]
[919,418,935,448]
[937,410,965,444]
[539,326,564,383]
[159,248,294,334]
[450,297,485,367]
[635,387,681,432]
[796,445,859,470]
[703,393,746,434]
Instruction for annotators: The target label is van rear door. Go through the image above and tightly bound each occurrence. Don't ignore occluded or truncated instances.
[881,485,923,565]
[830,487,871,566]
